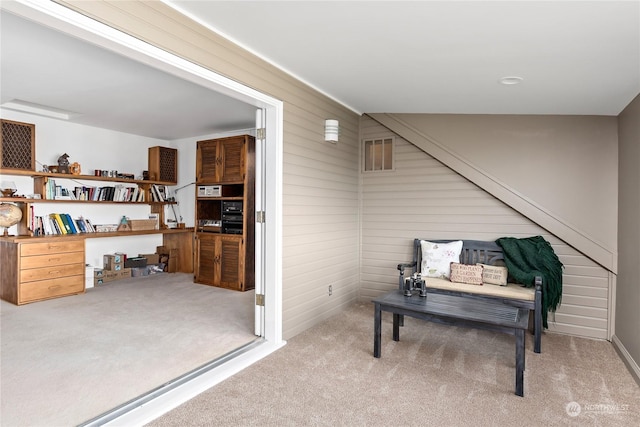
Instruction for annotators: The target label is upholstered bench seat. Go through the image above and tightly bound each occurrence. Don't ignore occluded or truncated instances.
[424,277,536,301]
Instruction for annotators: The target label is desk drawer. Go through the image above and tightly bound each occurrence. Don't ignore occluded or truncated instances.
[20,240,84,257]
[19,275,84,303]
[20,251,84,270]
[20,263,85,283]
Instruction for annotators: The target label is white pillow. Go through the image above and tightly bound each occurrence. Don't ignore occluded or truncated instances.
[420,240,463,279]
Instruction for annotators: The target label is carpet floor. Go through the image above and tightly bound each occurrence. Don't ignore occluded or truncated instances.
[149,302,640,426]
[1,273,255,427]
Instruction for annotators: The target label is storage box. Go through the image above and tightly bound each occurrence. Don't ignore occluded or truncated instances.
[124,257,147,268]
[86,265,96,289]
[104,262,124,271]
[94,277,105,286]
[104,271,119,281]
[157,247,178,273]
[118,268,132,279]
[94,268,105,278]
[131,266,150,277]
[139,253,160,265]
[104,253,123,264]
[128,219,157,231]
[103,254,126,271]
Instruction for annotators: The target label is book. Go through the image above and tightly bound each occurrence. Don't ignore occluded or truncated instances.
[64,214,78,233]
[84,218,96,233]
[49,214,63,234]
[75,218,86,233]
[58,213,73,234]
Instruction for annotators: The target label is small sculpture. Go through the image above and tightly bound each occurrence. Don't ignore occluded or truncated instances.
[69,162,81,175]
[57,153,70,174]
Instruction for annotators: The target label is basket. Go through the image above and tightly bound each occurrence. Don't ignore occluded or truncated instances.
[128,219,157,231]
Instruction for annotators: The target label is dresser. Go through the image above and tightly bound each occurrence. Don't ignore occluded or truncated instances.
[0,238,85,305]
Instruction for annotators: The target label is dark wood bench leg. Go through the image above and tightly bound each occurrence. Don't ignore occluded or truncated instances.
[393,313,400,341]
[374,303,381,358]
[534,286,542,354]
[515,328,525,397]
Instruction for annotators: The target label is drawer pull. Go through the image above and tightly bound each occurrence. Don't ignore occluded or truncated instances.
[49,271,61,276]
[48,285,61,291]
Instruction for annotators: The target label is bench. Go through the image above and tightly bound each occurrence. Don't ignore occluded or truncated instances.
[373,291,530,396]
[397,239,543,353]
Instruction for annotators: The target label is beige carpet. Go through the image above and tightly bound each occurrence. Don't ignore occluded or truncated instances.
[0,273,255,427]
[149,302,640,426]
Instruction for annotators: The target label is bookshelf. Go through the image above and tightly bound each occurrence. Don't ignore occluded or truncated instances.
[0,169,176,237]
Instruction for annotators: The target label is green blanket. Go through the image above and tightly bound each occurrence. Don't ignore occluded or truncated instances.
[496,236,563,328]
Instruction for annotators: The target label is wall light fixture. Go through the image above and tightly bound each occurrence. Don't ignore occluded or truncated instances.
[324,119,339,143]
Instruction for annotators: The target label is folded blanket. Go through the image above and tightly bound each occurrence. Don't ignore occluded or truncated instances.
[496,236,563,328]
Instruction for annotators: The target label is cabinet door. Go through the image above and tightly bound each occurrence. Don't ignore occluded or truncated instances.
[194,233,217,285]
[218,137,245,183]
[219,235,244,290]
[196,140,219,183]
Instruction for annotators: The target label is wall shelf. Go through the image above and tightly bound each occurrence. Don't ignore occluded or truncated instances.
[0,227,193,243]
[0,169,175,186]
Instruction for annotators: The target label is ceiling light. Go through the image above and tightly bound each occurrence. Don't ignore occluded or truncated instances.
[0,100,78,120]
[499,76,524,85]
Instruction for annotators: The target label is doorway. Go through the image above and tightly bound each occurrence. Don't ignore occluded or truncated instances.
[1,0,283,424]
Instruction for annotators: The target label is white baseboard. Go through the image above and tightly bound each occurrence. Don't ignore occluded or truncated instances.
[612,335,640,385]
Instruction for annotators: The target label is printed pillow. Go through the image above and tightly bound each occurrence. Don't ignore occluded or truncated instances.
[477,263,508,286]
[420,240,463,279]
[449,263,484,285]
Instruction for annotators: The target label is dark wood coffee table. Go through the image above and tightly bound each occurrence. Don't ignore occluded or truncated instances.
[373,290,530,396]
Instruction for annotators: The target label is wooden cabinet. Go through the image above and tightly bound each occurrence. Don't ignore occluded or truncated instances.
[194,135,255,291]
[196,135,247,183]
[194,233,250,290]
[1,238,85,305]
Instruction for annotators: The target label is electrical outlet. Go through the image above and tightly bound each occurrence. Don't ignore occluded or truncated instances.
[328,285,333,296]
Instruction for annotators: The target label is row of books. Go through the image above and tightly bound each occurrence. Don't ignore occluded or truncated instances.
[31,212,97,236]
[71,185,146,202]
[149,184,167,202]
[44,179,170,203]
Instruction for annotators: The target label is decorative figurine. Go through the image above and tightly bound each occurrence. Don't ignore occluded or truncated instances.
[69,162,81,175]
[57,153,70,174]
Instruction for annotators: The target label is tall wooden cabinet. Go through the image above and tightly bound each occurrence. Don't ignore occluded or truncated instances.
[194,135,255,291]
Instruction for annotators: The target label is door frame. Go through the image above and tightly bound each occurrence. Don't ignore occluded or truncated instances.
[3,0,284,423]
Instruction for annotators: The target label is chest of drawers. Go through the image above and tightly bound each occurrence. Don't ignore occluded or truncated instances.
[0,238,85,305]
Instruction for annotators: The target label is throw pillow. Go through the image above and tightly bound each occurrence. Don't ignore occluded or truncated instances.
[477,263,508,286]
[420,240,463,279]
[449,263,484,285]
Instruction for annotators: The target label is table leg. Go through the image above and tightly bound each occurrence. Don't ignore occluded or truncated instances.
[374,303,381,358]
[515,328,525,397]
[393,313,400,341]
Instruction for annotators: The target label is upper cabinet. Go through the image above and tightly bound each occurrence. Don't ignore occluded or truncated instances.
[196,135,248,183]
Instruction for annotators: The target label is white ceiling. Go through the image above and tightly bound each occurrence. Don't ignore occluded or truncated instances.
[1,1,639,143]
[167,0,640,115]
[0,10,258,140]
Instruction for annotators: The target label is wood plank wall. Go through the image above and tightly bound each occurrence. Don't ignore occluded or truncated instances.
[58,0,362,340]
[360,116,609,339]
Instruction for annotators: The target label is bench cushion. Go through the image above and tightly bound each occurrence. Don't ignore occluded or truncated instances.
[425,277,536,301]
